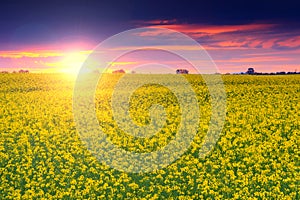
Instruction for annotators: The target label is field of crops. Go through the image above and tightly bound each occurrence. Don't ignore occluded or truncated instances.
[0,73,299,199]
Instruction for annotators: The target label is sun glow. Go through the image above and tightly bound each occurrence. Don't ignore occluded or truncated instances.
[59,51,91,74]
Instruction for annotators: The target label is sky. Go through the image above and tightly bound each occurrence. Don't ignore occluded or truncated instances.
[0,0,300,73]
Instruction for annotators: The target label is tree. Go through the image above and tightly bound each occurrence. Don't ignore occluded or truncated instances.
[246,68,255,74]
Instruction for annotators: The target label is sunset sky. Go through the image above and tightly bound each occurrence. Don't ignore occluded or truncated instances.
[0,0,300,73]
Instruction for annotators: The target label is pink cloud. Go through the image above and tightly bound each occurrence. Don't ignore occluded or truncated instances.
[216,56,293,63]
[137,22,277,36]
[277,36,300,48]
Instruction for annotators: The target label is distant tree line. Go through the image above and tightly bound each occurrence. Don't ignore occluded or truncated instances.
[244,67,299,75]
[1,67,299,75]
[225,67,300,75]
[0,69,29,74]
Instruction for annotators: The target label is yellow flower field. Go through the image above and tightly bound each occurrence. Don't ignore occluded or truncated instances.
[0,73,299,199]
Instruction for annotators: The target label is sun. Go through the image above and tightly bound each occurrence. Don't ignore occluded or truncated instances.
[59,51,90,74]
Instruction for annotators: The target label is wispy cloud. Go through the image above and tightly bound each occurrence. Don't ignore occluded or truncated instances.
[0,51,63,58]
[135,20,300,51]
[107,61,138,67]
[0,50,92,59]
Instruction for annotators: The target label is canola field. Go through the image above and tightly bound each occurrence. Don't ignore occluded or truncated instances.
[0,73,299,199]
